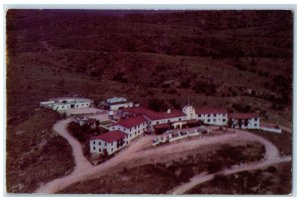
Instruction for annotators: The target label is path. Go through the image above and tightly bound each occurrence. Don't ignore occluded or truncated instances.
[35,119,289,194]
[280,124,292,134]
[169,156,291,194]
[168,128,291,195]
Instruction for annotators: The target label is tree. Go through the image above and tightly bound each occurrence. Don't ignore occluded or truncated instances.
[148,98,168,112]
[228,118,233,128]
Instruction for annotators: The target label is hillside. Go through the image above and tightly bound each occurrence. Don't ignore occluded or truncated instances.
[6,10,293,124]
[6,9,293,194]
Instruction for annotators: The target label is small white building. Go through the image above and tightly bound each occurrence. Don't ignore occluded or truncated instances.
[99,97,134,111]
[228,113,260,129]
[40,97,92,111]
[109,115,147,141]
[74,116,97,127]
[196,108,228,126]
[90,130,128,155]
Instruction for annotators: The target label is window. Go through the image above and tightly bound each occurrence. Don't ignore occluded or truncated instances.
[99,148,101,152]
[111,148,113,152]
[156,121,159,124]
[98,142,101,145]
[213,119,216,122]
[207,119,211,122]
[62,106,64,108]
[93,147,95,150]
[254,118,258,121]
[214,114,216,117]
[208,114,210,117]
[105,143,107,146]
[93,141,95,145]
[198,114,201,117]
[223,119,226,122]
[254,124,257,127]
[82,104,84,106]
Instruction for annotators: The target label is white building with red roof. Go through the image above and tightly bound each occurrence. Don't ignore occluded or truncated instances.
[228,113,260,129]
[90,130,128,155]
[196,108,228,126]
[120,107,188,128]
[109,115,148,141]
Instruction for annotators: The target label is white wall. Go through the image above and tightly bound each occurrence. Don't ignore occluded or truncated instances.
[52,101,91,111]
[109,122,147,142]
[260,126,281,133]
[150,116,187,127]
[90,137,128,155]
[231,117,260,129]
[40,98,92,111]
[197,113,228,126]
[109,102,133,110]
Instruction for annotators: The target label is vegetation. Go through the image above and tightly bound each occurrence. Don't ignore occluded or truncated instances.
[251,129,292,155]
[58,141,265,194]
[187,162,292,194]
[6,109,75,193]
[6,10,293,193]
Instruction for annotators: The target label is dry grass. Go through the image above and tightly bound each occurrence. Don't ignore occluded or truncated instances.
[6,109,75,193]
[250,129,292,155]
[187,162,292,194]
[57,141,264,194]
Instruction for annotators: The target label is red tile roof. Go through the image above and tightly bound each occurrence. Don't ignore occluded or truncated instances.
[196,108,227,114]
[121,107,185,120]
[115,115,147,128]
[90,130,127,143]
[229,113,259,119]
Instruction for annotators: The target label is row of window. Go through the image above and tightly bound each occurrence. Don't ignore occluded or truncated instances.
[206,119,227,122]
[55,103,90,109]
[93,147,114,153]
[199,113,226,117]
[93,141,108,146]
[154,117,186,125]
[234,123,258,127]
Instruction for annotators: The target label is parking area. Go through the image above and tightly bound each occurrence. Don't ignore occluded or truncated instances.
[59,107,106,116]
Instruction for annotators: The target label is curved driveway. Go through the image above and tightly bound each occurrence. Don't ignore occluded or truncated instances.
[35,119,291,194]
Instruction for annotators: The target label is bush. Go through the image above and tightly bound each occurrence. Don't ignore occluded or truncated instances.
[265,166,277,173]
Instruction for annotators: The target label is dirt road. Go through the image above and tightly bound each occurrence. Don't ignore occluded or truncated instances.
[169,156,291,194]
[35,118,289,194]
[280,125,292,134]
